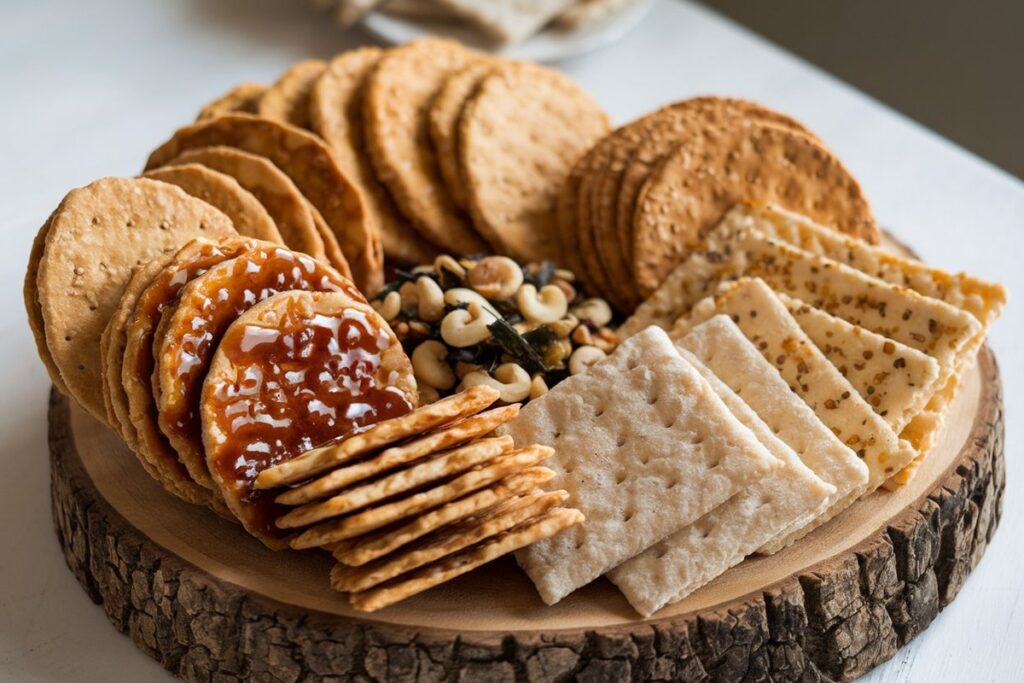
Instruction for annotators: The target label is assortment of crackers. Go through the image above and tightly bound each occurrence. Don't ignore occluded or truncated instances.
[25,43,1006,619]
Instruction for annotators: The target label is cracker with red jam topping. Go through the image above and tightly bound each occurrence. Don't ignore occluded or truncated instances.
[201,290,416,548]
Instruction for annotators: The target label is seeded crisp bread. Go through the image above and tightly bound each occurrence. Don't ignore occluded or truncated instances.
[607,349,833,616]
[502,327,779,605]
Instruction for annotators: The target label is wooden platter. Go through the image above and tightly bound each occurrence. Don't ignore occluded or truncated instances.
[49,342,1004,682]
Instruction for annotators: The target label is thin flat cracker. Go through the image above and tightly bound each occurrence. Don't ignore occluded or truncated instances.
[256,385,500,489]
[277,404,520,505]
[504,327,779,605]
[460,61,610,262]
[362,38,486,254]
[310,48,438,265]
[196,82,266,121]
[332,490,567,592]
[24,210,67,392]
[347,506,583,612]
[277,435,515,529]
[145,113,382,294]
[306,200,353,278]
[607,348,833,616]
[35,177,236,422]
[257,60,326,129]
[143,163,283,244]
[291,447,552,549]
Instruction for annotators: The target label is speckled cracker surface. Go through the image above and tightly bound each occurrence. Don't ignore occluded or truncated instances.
[674,315,868,552]
[503,327,778,605]
[257,60,326,129]
[196,82,265,121]
[35,177,235,422]
[608,349,833,616]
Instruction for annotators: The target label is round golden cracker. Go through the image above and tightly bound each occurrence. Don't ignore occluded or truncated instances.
[196,82,266,121]
[554,147,605,289]
[24,210,67,393]
[307,199,353,280]
[257,60,327,129]
[143,163,284,244]
[155,245,363,493]
[632,121,877,297]
[459,61,611,263]
[145,113,382,294]
[35,177,236,423]
[428,60,495,211]
[310,48,438,266]
[573,148,620,308]
[166,146,326,261]
[201,289,416,549]
[362,37,487,255]
[121,237,256,506]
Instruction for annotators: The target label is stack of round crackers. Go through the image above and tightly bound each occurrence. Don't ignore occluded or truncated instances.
[254,385,582,612]
[558,97,881,313]
[190,38,610,270]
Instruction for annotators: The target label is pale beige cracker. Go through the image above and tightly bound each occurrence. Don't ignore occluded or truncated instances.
[362,38,486,255]
[196,82,266,121]
[778,293,940,433]
[35,177,235,423]
[608,349,834,616]
[332,490,568,592]
[346,506,584,612]
[24,210,67,393]
[277,435,515,529]
[146,113,382,294]
[143,163,283,244]
[428,0,573,44]
[167,146,326,261]
[310,48,438,265]
[504,326,779,605]
[429,60,495,211]
[631,122,876,297]
[277,404,520,505]
[333,466,552,566]
[257,385,500,489]
[291,447,552,549]
[675,315,868,552]
[257,59,326,129]
[678,278,917,495]
[553,0,638,29]
[460,61,610,262]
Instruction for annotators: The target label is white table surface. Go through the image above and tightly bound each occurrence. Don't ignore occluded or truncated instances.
[1,0,1021,680]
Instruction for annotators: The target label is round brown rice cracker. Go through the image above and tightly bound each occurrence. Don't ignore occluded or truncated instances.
[24,209,67,393]
[257,59,327,129]
[143,163,284,244]
[554,145,607,292]
[196,82,266,121]
[632,121,877,297]
[571,136,625,311]
[145,114,382,295]
[165,146,327,261]
[121,237,258,507]
[202,289,416,549]
[310,48,438,266]
[363,37,488,255]
[428,60,496,212]
[459,61,611,263]
[154,244,364,493]
[35,177,236,423]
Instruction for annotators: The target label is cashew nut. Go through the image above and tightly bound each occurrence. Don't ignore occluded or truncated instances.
[415,276,445,322]
[571,298,613,327]
[467,256,524,300]
[371,290,401,322]
[440,302,493,347]
[554,268,576,282]
[460,363,531,403]
[417,384,440,405]
[516,284,568,324]
[443,287,500,319]
[550,277,576,303]
[569,345,606,375]
[411,340,456,390]
[434,254,466,280]
[529,374,548,400]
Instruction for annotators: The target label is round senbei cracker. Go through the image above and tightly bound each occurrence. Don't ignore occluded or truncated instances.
[24,210,67,393]
[143,163,284,244]
[122,237,257,507]
[257,60,327,129]
[35,177,236,423]
[166,146,327,261]
[310,48,438,266]
[362,37,487,255]
[196,82,266,121]
[428,60,495,211]
[201,289,416,549]
[307,200,353,280]
[632,121,877,297]
[459,61,611,263]
[154,244,364,492]
[145,113,383,295]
